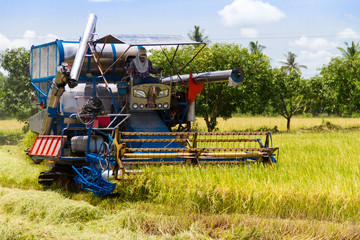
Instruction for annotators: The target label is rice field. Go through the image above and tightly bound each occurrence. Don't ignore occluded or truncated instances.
[0,119,24,145]
[195,116,360,132]
[1,117,360,239]
[0,119,25,131]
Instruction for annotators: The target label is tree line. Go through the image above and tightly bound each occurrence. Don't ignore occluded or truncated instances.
[152,27,360,131]
[0,27,359,131]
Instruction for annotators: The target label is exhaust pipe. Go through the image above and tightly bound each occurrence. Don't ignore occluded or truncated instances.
[69,13,98,88]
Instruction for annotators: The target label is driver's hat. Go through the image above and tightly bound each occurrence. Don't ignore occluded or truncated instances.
[138,47,147,57]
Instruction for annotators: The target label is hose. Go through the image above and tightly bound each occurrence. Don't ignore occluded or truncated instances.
[77,97,103,125]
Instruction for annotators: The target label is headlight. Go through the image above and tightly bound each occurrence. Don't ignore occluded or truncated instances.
[158,89,169,98]
[133,89,146,98]
[157,103,162,108]
[163,102,169,108]
[139,104,144,109]
[132,103,138,109]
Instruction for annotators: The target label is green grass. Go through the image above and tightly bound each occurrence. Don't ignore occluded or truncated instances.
[1,118,360,239]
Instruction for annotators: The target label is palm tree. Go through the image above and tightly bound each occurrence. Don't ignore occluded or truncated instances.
[337,41,360,60]
[249,41,266,54]
[188,25,209,43]
[279,52,307,74]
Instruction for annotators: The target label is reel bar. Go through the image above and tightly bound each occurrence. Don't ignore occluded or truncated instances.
[120,131,270,136]
[120,138,260,143]
[122,161,183,165]
[124,147,277,152]
[123,152,266,159]
[119,160,255,165]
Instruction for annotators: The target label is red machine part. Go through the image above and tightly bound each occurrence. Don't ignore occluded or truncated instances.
[187,71,204,104]
[29,135,67,157]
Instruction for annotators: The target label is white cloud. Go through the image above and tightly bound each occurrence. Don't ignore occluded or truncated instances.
[0,31,58,52]
[274,50,332,77]
[0,33,32,50]
[289,29,360,74]
[281,36,336,76]
[336,28,360,40]
[240,28,259,38]
[23,30,37,39]
[298,50,332,63]
[297,50,333,75]
[0,33,11,51]
[218,0,285,27]
[0,31,59,75]
[292,36,335,50]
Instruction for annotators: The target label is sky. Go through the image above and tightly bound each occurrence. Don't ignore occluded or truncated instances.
[0,0,360,78]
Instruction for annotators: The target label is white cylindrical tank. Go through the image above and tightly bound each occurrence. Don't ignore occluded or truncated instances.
[60,83,121,114]
[71,135,104,153]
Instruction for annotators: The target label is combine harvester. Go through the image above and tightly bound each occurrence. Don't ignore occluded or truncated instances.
[27,14,278,196]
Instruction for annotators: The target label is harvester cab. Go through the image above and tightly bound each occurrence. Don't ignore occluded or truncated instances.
[27,14,278,196]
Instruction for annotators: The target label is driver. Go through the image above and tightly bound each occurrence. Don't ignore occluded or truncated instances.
[127,47,163,85]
